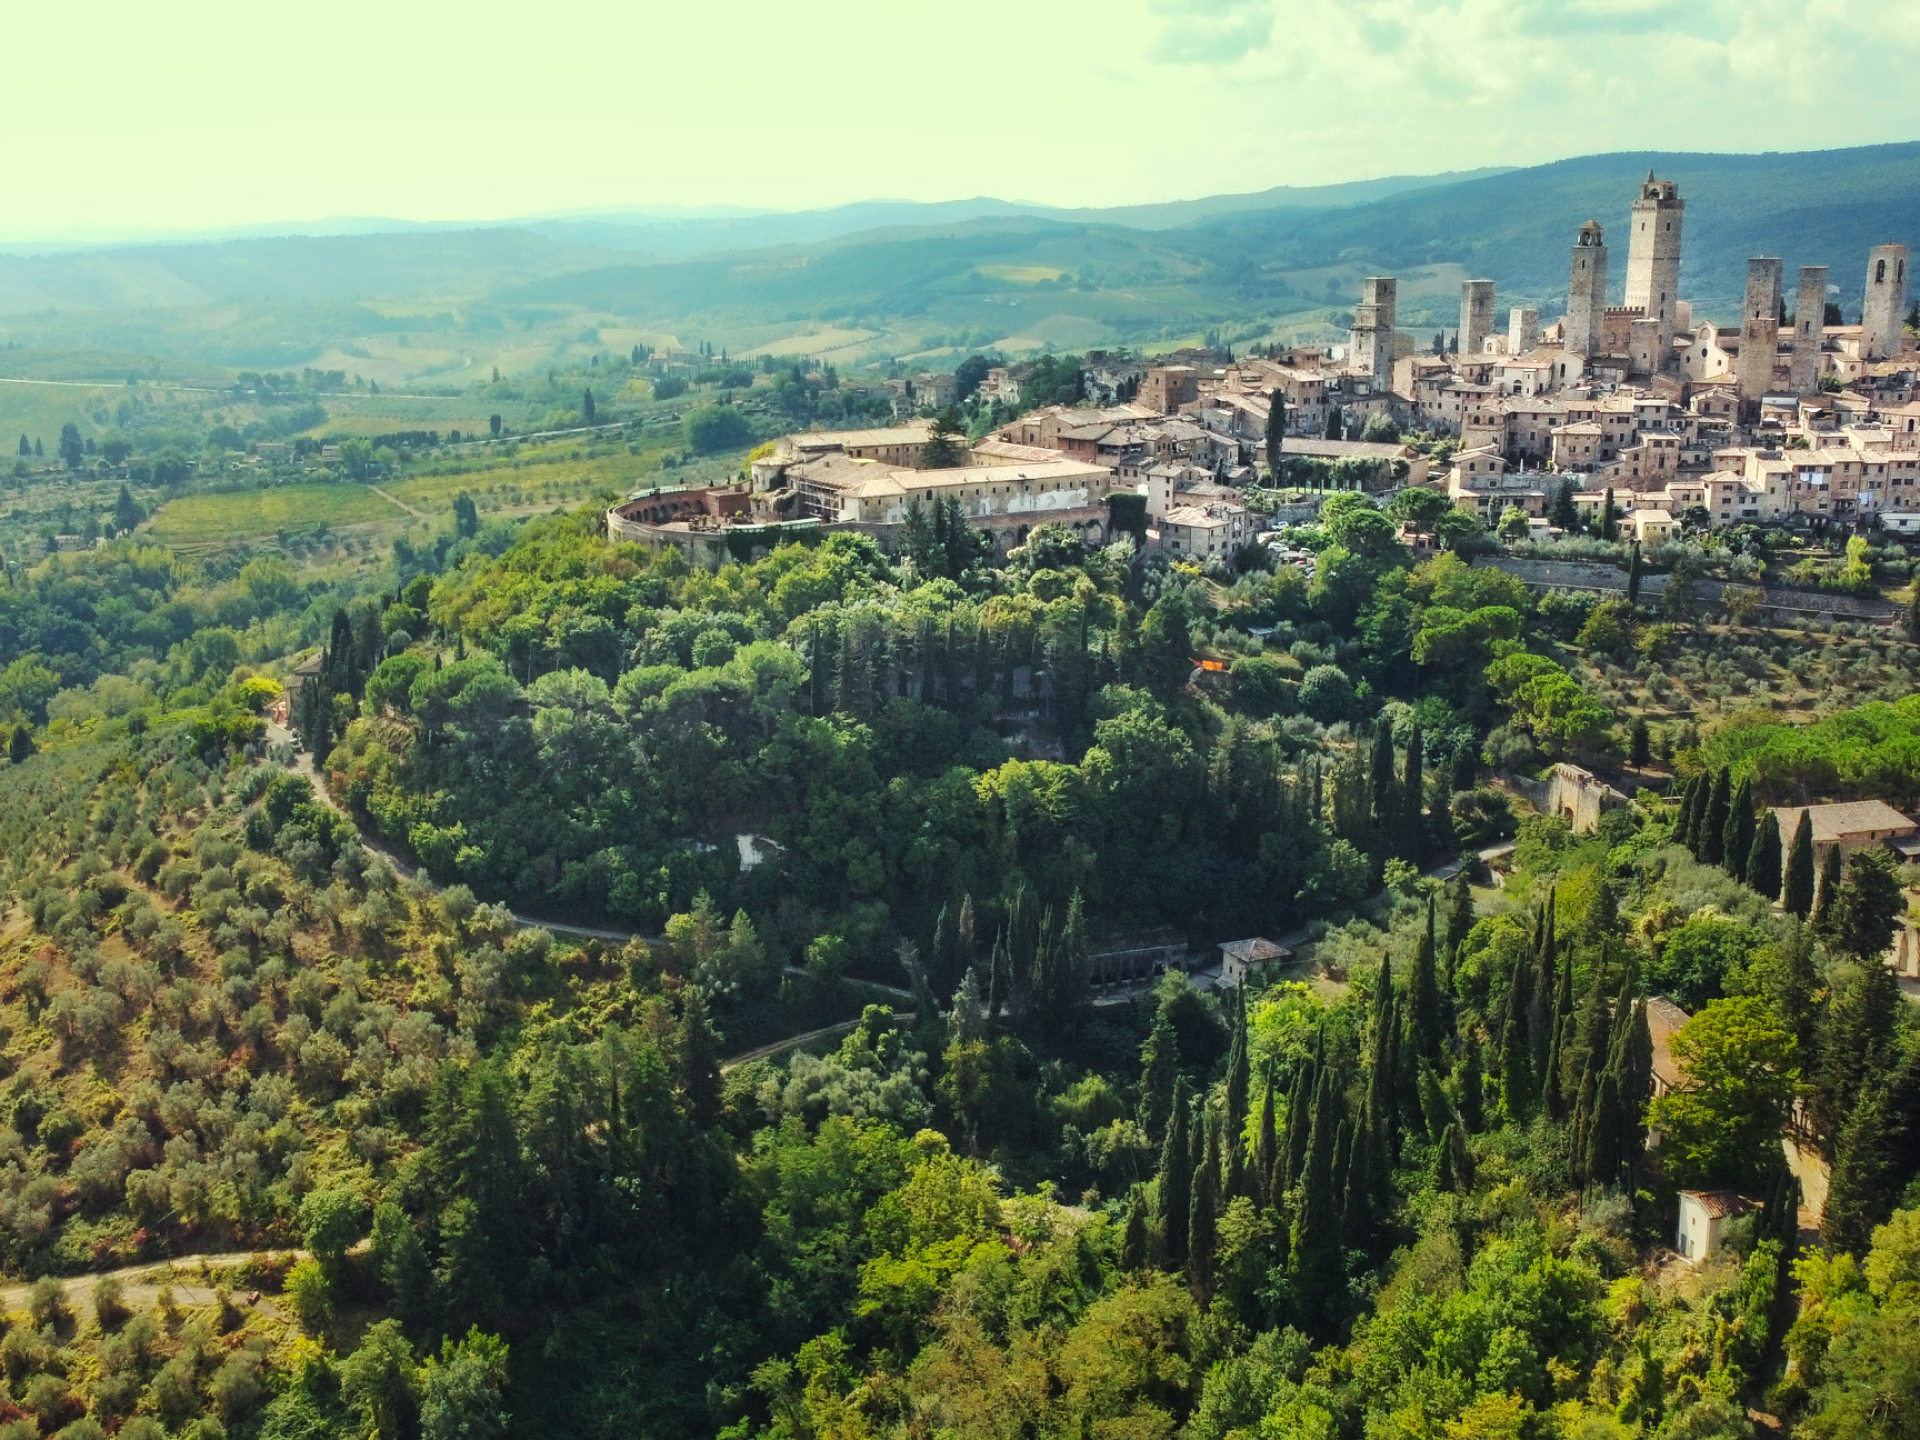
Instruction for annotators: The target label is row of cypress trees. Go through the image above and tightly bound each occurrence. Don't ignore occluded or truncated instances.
[1121,873,1658,1325]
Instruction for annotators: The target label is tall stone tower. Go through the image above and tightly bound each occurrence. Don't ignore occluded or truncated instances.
[1508,307,1539,355]
[1624,172,1685,361]
[1789,265,1828,394]
[1459,280,1495,356]
[1565,220,1607,357]
[1862,243,1910,360]
[1736,257,1783,404]
[1349,276,1397,388]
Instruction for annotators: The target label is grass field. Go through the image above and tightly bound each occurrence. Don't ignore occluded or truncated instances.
[147,483,406,545]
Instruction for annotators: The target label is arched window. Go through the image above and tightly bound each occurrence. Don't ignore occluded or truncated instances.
[1877,259,1888,283]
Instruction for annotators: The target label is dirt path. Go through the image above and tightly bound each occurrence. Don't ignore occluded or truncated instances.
[368,485,426,521]
[0,1250,307,1324]
[722,1019,862,1072]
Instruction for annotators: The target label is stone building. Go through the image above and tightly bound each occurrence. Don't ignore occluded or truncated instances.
[1790,265,1829,394]
[1862,243,1911,361]
[1624,173,1685,359]
[1566,220,1608,357]
[1459,279,1496,356]
[1736,258,1784,405]
[1349,276,1398,389]
[1138,365,1200,414]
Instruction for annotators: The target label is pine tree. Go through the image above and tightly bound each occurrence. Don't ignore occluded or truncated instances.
[1721,775,1755,878]
[1784,810,1816,918]
[1407,898,1442,1063]
[1139,1006,1179,1144]
[1700,767,1731,866]
[1746,810,1783,901]
[1813,843,1843,934]
[1158,1077,1192,1265]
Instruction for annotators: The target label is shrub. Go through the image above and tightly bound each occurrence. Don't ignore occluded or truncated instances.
[285,1258,333,1336]
[28,1276,71,1331]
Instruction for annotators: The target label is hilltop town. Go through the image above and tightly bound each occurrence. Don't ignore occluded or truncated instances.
[608,173,1918,568]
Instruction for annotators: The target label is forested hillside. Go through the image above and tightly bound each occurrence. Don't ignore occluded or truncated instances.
[1,480,1919,1437]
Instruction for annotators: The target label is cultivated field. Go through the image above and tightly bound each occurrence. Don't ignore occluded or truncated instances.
[146,482,406,545]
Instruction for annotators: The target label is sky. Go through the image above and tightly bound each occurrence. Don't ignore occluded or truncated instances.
[6,0,1920,239]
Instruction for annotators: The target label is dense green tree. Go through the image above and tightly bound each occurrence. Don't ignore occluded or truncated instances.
[1139,1005,1179,1145]
[1813,842,1844,935]
[1629,716,1650,767]
[1264,389,1285,476]
[1784,809,1817,918]
[1649,997,1798,1190]
[1700,767,1731,865]
[1832,849,1904,963]
[1158,1076,1192,1265]
[1720,774,1755,877]
[1406,898,1442,1064]
[1747,810,1783,900]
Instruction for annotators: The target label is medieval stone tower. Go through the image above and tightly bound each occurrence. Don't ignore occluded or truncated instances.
[1862,243,1911,360]
[1737,257,1784,403]
[1349,276,1397,388]
[1565,220,1607,357]
[1790,265,1828,394]
[1508,307,1539,355]
[1624,173,1684,360]
[1459,280,1495,356]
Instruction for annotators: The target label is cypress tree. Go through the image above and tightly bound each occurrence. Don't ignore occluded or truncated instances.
[1457,1032,1484,1133]
[1813,843,1845,936]
[1189,1111,1219,1294]
[1121,1187,1149,1271]
[1289,1061,1343,1311]
[1398,722,1425,862]
[1225,988,1251,1143]
[1254,1071,1278,1207]
[1158,1077,1192,1265]
[1784,810,1816,918]
[1369,722,1398,839]
[1721,774,1755,878]
[1543,946,1575,1121]
[1585,1067,1623,1185]
[1280,1058,1312,1200]
[1700,767,1731,865]
[1417,1061,1452,1142]
[1746,810,1783,901]
[1807,964,1899,1152]
[1570,1066,1597,1180]
[1618,999,1654,1182]
[1528,891,1557,1081]
[1821,1085,1898,1256]
[1341,1114,1371,1250]
[1435,1122,1458,1193]
[1444,869,1475,972]
[1626,540,1643,606]
[1680,774,1707,853]
[1138,1005,1178,1144]
[1407,898,1442,1063]
[1329,1119,1352,1229]
[1499,953,1533,1121]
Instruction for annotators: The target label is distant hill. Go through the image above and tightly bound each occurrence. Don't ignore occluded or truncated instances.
[0,144,1914,367]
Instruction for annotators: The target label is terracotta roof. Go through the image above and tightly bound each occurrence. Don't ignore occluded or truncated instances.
[1646,996,1692,1091]
[1679,1190,1748,1219]
[1767,801,1917,848]
[1220,937,1290,963]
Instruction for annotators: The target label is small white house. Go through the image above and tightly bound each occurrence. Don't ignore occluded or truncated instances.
[1882,511,1920,535]
[1218,937,1291,986]
[1676,1190,1748,1264]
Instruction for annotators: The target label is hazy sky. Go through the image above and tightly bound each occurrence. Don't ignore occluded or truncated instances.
[9,0,1920,236]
